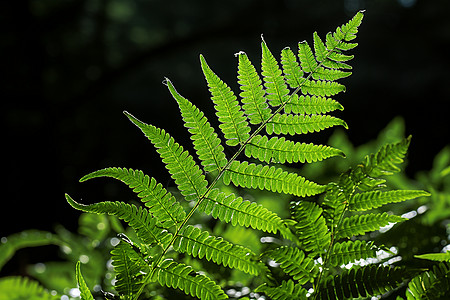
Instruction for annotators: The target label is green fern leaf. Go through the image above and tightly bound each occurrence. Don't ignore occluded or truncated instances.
[335,212,406,240]
[267,113,347,135]
[291,200,331,254]
[255,280,308,300]
[317,265,412,300]
[200,54,250,146]
[165,78,228,173]
[406,262,450,300]
[415,251,450,262]
[281,47,304,88]
[261,37,290,107]
[266,246,319,284]
[173,225,263,275]
[332,10,364,43]
[152,259,228,300]
[313,31,328,63]
[236,51,272,125]
[301,79,346,96]
[76,261,94,300]
[328,240,377,267]
[199,188,286,234]
[0,230,61,271]
[360,135,412,178]
[349,189,431,211]
[245,135,345,164]
[125,111,208,201]
[283,94,344,115]
[111,241,148,299]
[65,194,173,247]
[223,161,326,197]
[298,40,318,73]
[80,167,185,231]
[0,276,59,300]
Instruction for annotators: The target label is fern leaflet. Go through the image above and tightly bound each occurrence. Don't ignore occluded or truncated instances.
[125,111,209,202]
[173,225,263,275]
[165,78,228,173]
[200,54,250,146]
[80,167,185,232]
[65,194,173,248]
[198,188,287,234]
[236,51,272,125]
[334,212,406,240]
[223,161,326,197]
[152,259,228,300]
[266,246,319,284]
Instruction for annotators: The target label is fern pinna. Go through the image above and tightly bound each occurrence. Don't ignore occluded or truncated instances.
[66,10,430,300]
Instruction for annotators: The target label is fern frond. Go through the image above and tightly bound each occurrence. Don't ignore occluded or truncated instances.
[359,135,412,179]
[317,265,412,300]
[291,200,331,254]
[283,94,343,115]
[76,261,94,300]
[266,246,319,284]
[236,51,272,125]
[349,189,431,211]
[267,113,347,135]
[0,276,58,300]
[281,47,303,88]
[415,251,450,262]
[200,54,250,146]
[199,188,286,234]
[0,230,62,271]
[261,37,290,107]
[80,167,185,231]
[406,262,450,300]
[125,111,208,202]
[152,259,228,300]
[173,225,263,275]
[245,135,344,164]
[65,194,173,247]
[298,40,318,74]
[335,212,406,240]
[165,78,228,173]
[255,280,308,300]
[111,241,148,299]
[301,79,346,97]
[223,161,326,197]
[328,240,377,267]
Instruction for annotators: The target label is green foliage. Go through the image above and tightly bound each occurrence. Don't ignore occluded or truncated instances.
[2,10,445,300]
[0,276,59,300]
[76,261,94,300]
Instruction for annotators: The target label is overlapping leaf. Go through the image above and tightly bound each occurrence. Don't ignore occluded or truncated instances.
[328,240,377,267]
[266,246,319,284]
[291,200,330,254]
[80,167,185,231]
[152,259,228,300]
[125,112,208,202]
[335,212,406,240]
[65,194,172,248]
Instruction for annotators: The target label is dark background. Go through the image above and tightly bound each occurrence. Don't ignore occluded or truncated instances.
[2,0,449,271]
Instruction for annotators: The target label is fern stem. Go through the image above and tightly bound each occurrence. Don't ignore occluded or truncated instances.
[134,37,345,300]
[312,202,349,299]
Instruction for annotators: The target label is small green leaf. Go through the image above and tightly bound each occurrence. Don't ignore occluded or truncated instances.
[76,261,94,300]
